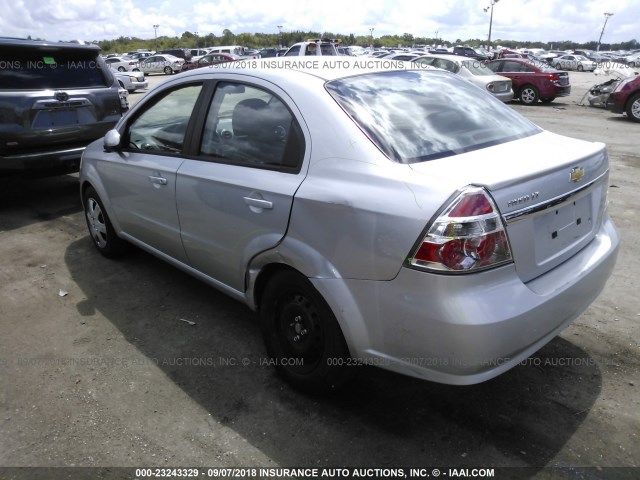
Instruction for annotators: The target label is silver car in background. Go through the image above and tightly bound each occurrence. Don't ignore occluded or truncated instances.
[413,54,514,102]
[139,54,185,75]
[79,59,618,393]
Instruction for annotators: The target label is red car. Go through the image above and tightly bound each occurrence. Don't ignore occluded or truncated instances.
[606,75,640,123]
[485,58,570,105]
[181,53,239,71]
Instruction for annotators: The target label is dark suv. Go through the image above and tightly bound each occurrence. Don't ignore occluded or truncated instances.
[0,38,124,176]
[158,48,192,62]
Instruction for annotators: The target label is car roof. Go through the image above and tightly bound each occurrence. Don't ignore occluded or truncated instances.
[415,54,474,63]
[0,36,101,51]
[177,57,435,82]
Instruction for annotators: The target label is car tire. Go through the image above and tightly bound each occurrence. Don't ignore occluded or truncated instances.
[83,186,129,258]
[260,270,354,394]
[164,66,173,75]
[577,64,584,72]
[117,66,125,72]
[519,85,539,105]
[626,93,640,123]
[132,68,139,72]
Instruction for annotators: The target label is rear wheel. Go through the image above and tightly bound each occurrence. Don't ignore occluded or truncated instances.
[83,186,128,258]
[519,85,539,105]
[626,93,640,123]
[117,66,125,72]
[260,270,354,394]
[164,66,172,75]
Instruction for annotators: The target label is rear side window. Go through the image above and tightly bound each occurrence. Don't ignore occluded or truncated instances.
[326,70,540,164]
[0,47,110,89]
[199,82,304,171]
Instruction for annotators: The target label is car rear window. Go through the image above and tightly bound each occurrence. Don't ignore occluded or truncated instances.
[326,70,540,164]
[0,47,110,90]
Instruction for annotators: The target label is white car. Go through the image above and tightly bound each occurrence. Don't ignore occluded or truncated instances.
[625,52,640,67]
[552,55,596,72]
[413,54,514,102]
[112,70,148,93]
[104,56,140,72]
[283,39,339,56]
[140,54,185,75]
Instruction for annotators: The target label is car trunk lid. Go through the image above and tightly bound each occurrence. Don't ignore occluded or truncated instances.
[409,131,609,283]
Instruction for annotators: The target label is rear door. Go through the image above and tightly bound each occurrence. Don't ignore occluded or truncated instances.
[176,80,308,291]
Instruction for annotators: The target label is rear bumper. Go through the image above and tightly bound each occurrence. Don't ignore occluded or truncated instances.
[312,216,619,385]
[0,146,85,175]
[494,90,514,102]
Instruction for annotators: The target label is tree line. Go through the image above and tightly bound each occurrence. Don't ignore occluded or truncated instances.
[94,29,639,53]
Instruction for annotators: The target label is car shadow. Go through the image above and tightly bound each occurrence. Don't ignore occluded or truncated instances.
[0,174,81,232]
[65,237,602,469]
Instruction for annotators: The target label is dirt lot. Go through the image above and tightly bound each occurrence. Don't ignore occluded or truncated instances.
[0,71,638,479]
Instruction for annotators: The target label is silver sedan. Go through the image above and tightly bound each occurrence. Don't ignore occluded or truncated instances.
[552,54,597,71]
[79,59,618,393]
[413,54,514,102]
[139,54,185,75]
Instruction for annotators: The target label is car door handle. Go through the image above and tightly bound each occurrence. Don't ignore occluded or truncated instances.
[243,196,273,209]
[148,175,167,185]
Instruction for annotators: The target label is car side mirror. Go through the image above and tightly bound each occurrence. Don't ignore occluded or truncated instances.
[104,129,121,152]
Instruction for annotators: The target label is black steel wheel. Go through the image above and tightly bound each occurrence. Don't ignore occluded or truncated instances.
[260,270,353,394]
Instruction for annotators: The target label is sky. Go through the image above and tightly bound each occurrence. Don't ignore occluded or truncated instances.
[1,0,638,46]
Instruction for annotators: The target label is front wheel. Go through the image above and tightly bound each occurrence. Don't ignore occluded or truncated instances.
[117,66,125,72]
[626,93,640,123]
[519,85,539,105]
[164,66,172,75]
[83,186,128,258]
[260,270,354,394]
[577,64,584,72]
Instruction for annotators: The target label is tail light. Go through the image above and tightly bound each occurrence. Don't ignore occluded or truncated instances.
[548,74,561,85]
[408,186,512,273]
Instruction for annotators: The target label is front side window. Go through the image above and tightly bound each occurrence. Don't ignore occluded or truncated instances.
[285,45,301,56]
[126,84,203,154]
[326,70,540,164]
[199,82,303,171]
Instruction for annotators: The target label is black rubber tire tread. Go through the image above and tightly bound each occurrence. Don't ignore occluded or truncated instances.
[260,270,354,394]
[83,186,129,258]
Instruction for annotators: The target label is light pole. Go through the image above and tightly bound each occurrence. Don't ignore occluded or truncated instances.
[483,0,499,51]
[597,12,614,52]
[277,25,283,48]
[369,27,374,48]
[194,31,198,48]
[153,24,159,51]
[434,30,439,46]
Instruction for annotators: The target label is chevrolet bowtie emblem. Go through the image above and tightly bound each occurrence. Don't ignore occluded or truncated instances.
[570,167,585,183]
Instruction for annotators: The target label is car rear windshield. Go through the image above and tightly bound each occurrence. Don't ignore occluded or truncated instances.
[0,47,110,90]
[326,70,540,163]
